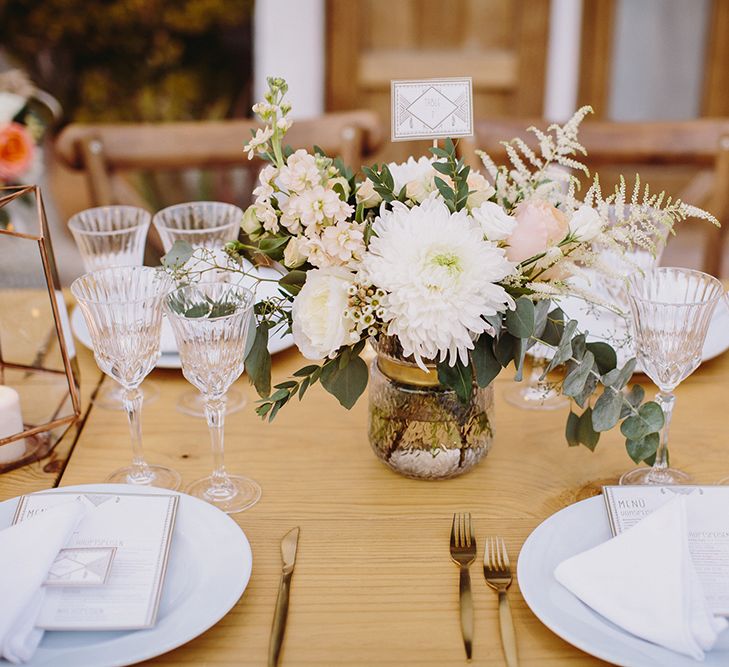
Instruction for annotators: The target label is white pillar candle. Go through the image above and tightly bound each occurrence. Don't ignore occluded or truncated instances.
[0,386,27,464]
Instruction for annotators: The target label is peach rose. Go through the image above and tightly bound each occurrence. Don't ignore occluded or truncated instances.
[0,122,34,181]
[506,198,569,263]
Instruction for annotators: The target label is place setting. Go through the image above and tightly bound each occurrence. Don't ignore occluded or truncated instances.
[2,58,729,667]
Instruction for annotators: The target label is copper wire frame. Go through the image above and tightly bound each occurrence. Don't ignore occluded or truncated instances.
[0,185,81,459]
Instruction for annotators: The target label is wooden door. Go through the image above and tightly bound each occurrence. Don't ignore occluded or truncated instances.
[325,0,551,162]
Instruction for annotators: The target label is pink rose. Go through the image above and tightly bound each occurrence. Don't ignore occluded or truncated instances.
[0,122,34,181]
[506,198,569,263]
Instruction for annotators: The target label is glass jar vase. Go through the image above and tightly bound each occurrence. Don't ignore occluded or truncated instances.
[368,337,494,480]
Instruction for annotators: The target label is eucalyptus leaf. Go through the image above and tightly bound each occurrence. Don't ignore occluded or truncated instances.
[571,333,587,361]
[620,400,665,440]
[562,351,595,397]
[505,297,535,338]
[592,387,624,431]
[542,308,565,346]
[619,384,646,418]
[471,335,501,387]
[586,342,618,374]
[532,300,552,339]
[494,333,516,367]
[626,432,660,464]
[320,355,369,409]
[544,319,577,374]
[566,411,580,447]
[577,407,600,450]
[615,358,637,390]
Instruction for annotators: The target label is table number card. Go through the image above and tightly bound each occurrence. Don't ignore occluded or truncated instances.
[603,485,729,615]
[14,491,178,630]
[391,77,473,142]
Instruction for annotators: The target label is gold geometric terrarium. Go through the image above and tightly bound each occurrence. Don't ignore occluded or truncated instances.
[0,185,81,472]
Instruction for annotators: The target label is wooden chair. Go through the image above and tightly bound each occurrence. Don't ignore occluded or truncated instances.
[459,119,729,277]
[54,111,384,209]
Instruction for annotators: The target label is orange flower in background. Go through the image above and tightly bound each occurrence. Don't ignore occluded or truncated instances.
[0,122,34,181]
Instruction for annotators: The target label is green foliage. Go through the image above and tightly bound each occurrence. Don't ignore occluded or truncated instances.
[255,341,368,421]
[436,358,472,403]
[0,0,255,122]
[245,321,272,398]
[427,138,471,213]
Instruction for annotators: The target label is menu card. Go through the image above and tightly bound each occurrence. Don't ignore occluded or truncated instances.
[603,485,729,616]
[13,491,178,631]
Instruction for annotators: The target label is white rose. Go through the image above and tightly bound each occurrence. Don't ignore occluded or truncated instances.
[283,236,308,269]
[405,174,436,203]
[292,267,354,359]
[355,178,381,208]
[569,205,603,242]
[0,92,25,124]
[466,171,495,210]
[471,202,517,241]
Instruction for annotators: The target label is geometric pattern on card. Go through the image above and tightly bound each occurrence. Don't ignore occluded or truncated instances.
[391,77,473,141]
[45,547,116,587]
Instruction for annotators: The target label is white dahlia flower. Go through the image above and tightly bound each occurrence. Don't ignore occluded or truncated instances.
[362,197,516,368]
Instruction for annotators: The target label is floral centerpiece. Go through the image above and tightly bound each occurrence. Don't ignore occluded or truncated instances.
[164,77,716,479]
[0,70,49,229]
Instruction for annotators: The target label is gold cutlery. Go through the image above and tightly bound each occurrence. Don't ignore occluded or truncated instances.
[484,537,518,667]
[450,512,476,660]
[268,526,300,667]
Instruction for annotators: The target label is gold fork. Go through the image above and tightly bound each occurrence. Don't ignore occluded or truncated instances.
[450,512,476,660]
[484,537,518,667]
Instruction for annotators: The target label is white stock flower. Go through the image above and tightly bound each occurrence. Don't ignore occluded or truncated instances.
[292,267,356,359]
[471,201,517,242]
[283,236,308,268]
[355,178,381,208]
[569,205,603,242]
[278,149,321,193]
[243,126,274,160]
[296,185,353,231]
[277,117,292,132]
[362,198,515,368]
[466,171,496,210]
[254,201,279,233]
[305,221,365,268]
[252,164,278,201]
[0,92,25,124]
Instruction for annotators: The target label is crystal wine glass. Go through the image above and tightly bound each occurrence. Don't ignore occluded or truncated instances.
[71,266,181,489]
[620,267,725,485]
[152,201,245,418]
[165,282,260,513]
[68,205,159,410]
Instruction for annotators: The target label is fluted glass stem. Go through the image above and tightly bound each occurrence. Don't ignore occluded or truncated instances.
[204,396,232,494]
[122,385,152,483]
[648,391,675,478]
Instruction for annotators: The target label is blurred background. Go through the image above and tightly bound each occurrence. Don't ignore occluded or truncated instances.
[1,0,728,281]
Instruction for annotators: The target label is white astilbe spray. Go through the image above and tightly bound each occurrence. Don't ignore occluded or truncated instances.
[361,197,515,369]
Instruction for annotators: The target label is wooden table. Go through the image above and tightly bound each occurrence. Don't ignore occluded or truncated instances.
[3,331,729,666]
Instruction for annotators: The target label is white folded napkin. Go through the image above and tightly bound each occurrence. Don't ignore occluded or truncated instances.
[0,499,87,663]
[555,495,728,661]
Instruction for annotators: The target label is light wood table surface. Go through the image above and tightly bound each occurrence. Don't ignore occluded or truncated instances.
[3,315,729,665]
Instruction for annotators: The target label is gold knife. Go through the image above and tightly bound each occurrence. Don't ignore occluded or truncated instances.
[268,527,300,667]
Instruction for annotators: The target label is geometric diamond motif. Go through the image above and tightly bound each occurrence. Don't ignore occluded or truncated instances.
[406,87,458,130]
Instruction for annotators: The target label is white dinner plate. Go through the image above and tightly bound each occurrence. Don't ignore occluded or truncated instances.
[518,496,729,666]
[559,295,729,371]
[0,483,252,667]
[71,264,295,369]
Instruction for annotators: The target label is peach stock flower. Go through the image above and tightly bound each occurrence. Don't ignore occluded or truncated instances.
[0,122,34,181]
[506,198,569,263]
